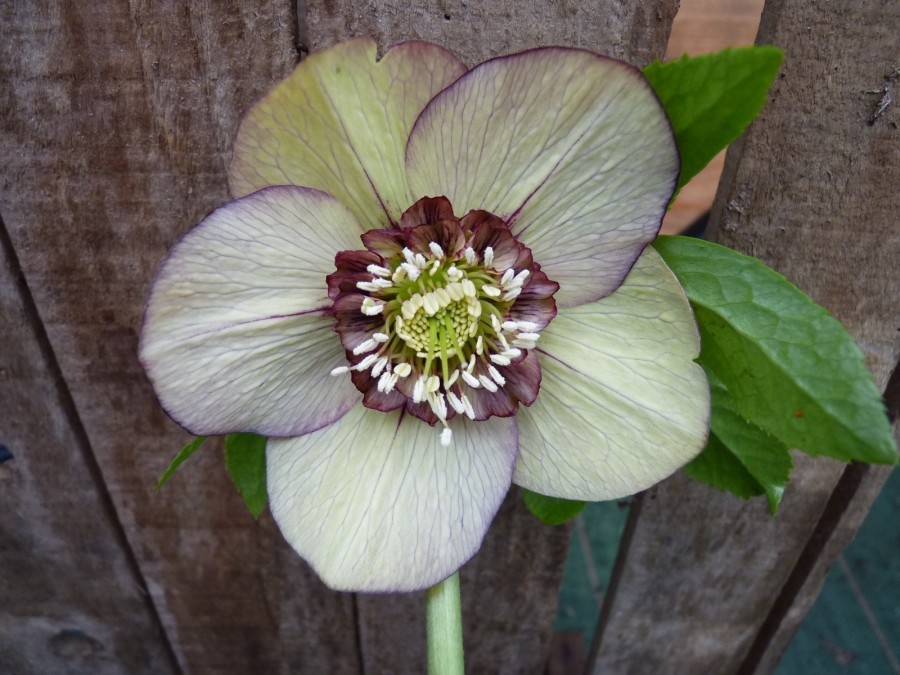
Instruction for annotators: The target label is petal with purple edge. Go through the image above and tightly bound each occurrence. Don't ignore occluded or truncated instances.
[513,248,709,500]
[139,187,362,437]
[230,38,466,228]
[267,405,518,592]
[406,47,678,307]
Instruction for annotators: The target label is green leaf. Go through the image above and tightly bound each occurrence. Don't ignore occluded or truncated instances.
[224,433,268,518]
[655,236,898,466]
[522,489,586,526]
[685,375,792,513]
[644,47,783,192]
[157,436,207,490]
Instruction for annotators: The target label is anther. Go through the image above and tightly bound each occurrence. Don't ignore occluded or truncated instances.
[360,298,385,316]
[428,242,445,258]
[426,375,441,393]
[489,353,511,366]
[490,314,501,332]
[461,370,481,388]
[367,264,392,278]
[482,285,501,298]
[478,374,499,392]
[373,332,389,342]
[352,339,378,355]
[440,427,453,447]
[354,354,379,371]
[501,269,515,286]
[464,247,477,265]
[502,288,521,302]
[371,357,388,378]
[446,391,466,414]
[330,366,349,376]
[483,246,494,267]
[461,395,475,419]
[488,365,506,386]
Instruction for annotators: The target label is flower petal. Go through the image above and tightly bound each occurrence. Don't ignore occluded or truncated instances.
[513,248,709,500]
[267,405,518,591]
[230,38,467,227]
[406,47,678,307]
[139,187,363,437]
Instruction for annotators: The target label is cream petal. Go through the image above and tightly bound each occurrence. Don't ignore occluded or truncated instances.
[267,405,518,592]
[139,187,363,437]
[230,38,466,227]
[407,47,678,307]
[514,248,709,500]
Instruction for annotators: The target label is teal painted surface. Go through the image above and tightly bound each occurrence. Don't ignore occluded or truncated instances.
[556,468,899,672]
[777,467,899,674]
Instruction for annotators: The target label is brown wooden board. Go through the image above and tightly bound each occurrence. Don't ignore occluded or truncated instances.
[0,219,177,674]
[590,0,900,672]
[303,1,678,671]
[0,2,359,672]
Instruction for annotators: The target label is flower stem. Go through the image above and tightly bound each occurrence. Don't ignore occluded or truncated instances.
[426,571,464,675]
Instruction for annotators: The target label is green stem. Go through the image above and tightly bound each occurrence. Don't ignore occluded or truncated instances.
[426,571,464,675]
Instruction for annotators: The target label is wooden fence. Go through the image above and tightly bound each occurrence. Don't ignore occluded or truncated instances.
[1,1,897,673]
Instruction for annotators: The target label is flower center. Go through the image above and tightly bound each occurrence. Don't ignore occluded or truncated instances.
[328,197,557,446]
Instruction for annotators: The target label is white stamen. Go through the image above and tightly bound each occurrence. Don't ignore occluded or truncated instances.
[461,370,481,388]
[488,365,506,386]
[356,280,383,292]
[400,262,420,281]
[464,247,477,265]
[373,332,389,342]
[447,282,465,301]
[371,356,388,378]
[482,285,501,298]
[402,247,416,265]
[413,377,426,402]
[502,320,518,331]
[502,347,522,359]
[391,266,408,283]
[426,375,441,393]
[384,373,399,393]
[467,355,476,373]
[428,242,445,258]
[501,268,515,286]
[489,353,511,366]
[360,297,385,316]
[355,354,378,371]
[330,366,349,376]
[483,246,494,267]
[423,293,440,316]
[434,287,452,307]
[461,394,476,419]
[401,299,418,320]
[512,269,530,286]
[502,288,522,302]
[447,265,463,281]
[446,391,466,414]
[440,427,453,447]
[467,300,482,317]
[461,279,477,298]
[498,333,510,350]
[394,362,412,378]
[429,259,440,275]
[513,338,537,349]
[431,393,448,420]
[367,264,391,278]
[446,370,460,387]
[414,253,428,268]
[476,335,484,355]
[352,339,378,355]
[377,371,392,392]
[518,332,541,342]
[490,314,501,332]
[478,374,498,392]
[516,321,540,331]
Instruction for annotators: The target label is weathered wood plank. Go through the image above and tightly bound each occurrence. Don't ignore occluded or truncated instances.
[590,0,900,672]
[0,221,176,674]
[303,1,679,672]
[0,2,360,672]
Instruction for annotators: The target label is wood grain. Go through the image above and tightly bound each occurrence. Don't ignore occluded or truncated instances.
[0,2,359,672]
[590,0,900,672]
[304,1,678,672]
[0,220,176,673]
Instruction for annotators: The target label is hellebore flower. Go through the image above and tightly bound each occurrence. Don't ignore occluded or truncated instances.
[139,39,709,592]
